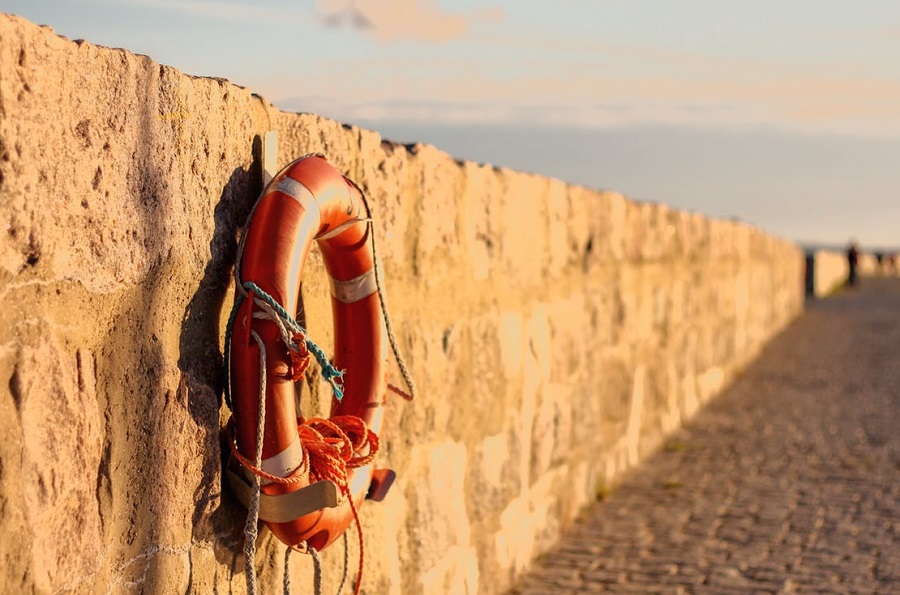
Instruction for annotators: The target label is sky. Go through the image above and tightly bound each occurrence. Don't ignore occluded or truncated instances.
[6,0,900,250]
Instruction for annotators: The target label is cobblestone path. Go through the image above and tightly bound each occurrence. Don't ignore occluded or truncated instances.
[512,278,900,594]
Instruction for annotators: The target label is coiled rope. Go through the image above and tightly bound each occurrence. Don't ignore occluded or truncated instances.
[225,315,375,595]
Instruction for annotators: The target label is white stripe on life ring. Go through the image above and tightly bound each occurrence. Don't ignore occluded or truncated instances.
[246,437,305,486]
[274,176,317,212]
[330,269,377,304]
[316,217,371,241]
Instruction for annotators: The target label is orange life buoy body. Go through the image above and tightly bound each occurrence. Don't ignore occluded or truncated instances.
[229,155,386,551]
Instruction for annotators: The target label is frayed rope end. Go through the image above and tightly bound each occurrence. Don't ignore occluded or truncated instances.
[307,338,346,401]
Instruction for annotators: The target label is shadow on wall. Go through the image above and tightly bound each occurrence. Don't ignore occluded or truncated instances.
[93,94,254,591]
[176,135,263,574]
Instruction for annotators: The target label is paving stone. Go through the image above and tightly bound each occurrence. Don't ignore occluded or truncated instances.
[510,279,900,594]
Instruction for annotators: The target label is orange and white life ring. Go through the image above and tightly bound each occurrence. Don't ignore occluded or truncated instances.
[226,154,391,552]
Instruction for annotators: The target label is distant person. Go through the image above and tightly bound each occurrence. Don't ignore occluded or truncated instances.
[887,253,897,276]
[847,241,860,287]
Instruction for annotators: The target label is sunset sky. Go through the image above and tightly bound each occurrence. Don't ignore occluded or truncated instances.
[7,0,900,249]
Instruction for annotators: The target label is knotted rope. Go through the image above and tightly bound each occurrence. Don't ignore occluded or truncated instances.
[224,270,371,594]
[224,280,346,409]
[227,412,375,595]
[226,416,378,490]
[225,285,374,595]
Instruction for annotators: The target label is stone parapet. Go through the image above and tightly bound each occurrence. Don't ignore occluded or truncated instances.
[806,250,850,297]
[0,14,804,594]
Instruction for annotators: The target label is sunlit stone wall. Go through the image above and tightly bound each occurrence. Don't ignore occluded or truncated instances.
[0,14,804,594]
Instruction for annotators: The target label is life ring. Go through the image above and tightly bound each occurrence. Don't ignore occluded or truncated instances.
[226,154,389,551]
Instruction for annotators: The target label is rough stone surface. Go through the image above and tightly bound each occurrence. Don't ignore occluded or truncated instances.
[511,278,900,594]
[1,15,804,594]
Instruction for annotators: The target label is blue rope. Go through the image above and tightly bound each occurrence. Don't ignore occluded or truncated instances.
[223,281,346,405]
[243,282,300,333]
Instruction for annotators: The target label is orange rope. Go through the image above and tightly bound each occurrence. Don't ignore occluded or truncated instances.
[298,416,375,595]
[344,480,365,595]
[388,382,414,401]
[225,418,309,485]
[288,332,311,381]
[229,414,377,594]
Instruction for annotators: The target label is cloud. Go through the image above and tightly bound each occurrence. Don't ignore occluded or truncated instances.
[255,27,900,138]
[272,70,900,138]
[315,0,503,42]
[281,95,756,131]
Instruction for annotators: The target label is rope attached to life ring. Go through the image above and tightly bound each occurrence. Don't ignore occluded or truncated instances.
[226,164,416,594]
[352,178,418,403]
[226,295,374,595]
[224,280,346,410]
[228,411,373,595]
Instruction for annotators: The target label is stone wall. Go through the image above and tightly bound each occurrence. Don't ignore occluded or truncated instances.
[858,252,884,277]
[806,250,850,297]
[805,250,886,298]
[0,15,805,595]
